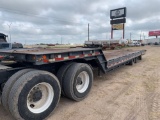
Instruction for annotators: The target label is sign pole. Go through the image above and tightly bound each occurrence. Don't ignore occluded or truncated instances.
[88,23,89,41]
[123,23,125,39]
[111,25,113,39]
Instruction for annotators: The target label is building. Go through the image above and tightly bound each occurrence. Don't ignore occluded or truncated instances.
[143,38,160,44]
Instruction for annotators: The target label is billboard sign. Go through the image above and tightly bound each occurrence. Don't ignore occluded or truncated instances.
[110,18,126,24]
[110,7,126,19]
[112,24,123,30]
[149,30,160,36]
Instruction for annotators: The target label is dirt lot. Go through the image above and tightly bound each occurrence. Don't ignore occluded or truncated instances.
[0,46,160,120]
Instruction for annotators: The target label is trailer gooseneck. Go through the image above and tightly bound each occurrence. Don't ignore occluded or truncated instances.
[0,47,146,120]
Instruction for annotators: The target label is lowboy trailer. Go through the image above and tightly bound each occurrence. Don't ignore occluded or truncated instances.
[0,47,146,120]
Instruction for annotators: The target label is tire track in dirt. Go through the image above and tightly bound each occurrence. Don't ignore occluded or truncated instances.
[124,93,154,120]
[125,70,160,120]
[147,79,160,120]
[85,78,133,119]
[123,70,160,120]
[123,76,156,120]
[103,78,146,120]
[101,82,133,119]
[106,82,133,104]
[149,93,160,120]
[143,73,160,120]
[104,69,155,120]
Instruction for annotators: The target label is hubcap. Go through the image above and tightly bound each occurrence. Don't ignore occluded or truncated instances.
[76,71,89,93]
[27,82,54,113]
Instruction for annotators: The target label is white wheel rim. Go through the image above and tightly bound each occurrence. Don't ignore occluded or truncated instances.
[27,82,54,113]
[76,71,89,93]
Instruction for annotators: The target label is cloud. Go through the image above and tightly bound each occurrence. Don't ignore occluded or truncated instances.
[0,0,159,44]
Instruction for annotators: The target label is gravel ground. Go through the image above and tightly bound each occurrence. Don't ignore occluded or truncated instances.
[0,46,160,120]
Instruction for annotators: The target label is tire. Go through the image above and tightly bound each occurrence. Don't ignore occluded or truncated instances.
[63,63,93,101]
[134,58,137,63]
[138,55,142,60]
[128,59,134,65]
[2,69,34,112]
[57,62,75,96]
[8,70,61,120]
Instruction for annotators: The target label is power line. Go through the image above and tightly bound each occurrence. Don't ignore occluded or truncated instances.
[2,23,86,35]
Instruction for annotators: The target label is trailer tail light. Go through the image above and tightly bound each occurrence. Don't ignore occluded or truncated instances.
[42,55,49,63]
[0,55,4,59]
[32,56,36,61]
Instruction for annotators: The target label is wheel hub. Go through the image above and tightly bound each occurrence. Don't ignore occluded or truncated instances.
[27,82,54,113]
[32,90,42,102]
[77,77,83,85]
[76,71,89,93]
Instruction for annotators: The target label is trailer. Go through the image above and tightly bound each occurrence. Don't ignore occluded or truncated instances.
[0,47,146,120]
[84,39,128,49]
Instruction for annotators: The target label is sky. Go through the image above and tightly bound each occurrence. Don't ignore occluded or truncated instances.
[0,0,160,44]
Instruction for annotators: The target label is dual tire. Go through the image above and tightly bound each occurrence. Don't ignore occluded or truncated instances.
[127,57,138,65]
[57,63,93,101]
[2,69,61,120]
[1,63,93,119]
[63,63,93,101]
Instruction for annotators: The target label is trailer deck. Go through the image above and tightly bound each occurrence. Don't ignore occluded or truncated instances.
[0,47,100,54]
[0,47,145,59]
[0,47,146,72]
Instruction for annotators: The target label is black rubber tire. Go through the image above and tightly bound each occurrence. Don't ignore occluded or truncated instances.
[8,70,61,120]
[138,55,142,60]
[63,63,93,101]
[57,62,75,96]
[2,69,34,112]
[134,58,137,63]
[128,59,134,65]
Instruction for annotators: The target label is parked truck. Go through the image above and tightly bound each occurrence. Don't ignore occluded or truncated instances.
[0,47,146,120]
[0,33,23,50]
[0,33,7,43]
[0,42,23,50]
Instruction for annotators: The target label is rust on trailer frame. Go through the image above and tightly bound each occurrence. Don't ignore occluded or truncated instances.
[0,47,103,65]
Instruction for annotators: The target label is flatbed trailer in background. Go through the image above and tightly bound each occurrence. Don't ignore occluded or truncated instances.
[0,47,146,120]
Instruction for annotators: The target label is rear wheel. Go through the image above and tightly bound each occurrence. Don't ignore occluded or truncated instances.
[134,57,137,63]
[126,59,134,65]
[63,63,93,101]
[2,69,34,111]
[57,62,75,96]
[138,55,142,60]
[8,70,61,120]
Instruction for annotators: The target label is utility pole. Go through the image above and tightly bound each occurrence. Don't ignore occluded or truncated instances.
[7,23,12,42]
[61,36,62,44]
[88,23,89,41]
[140,31,142,40]
[130,33,132,40]
[143,33,145,40]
